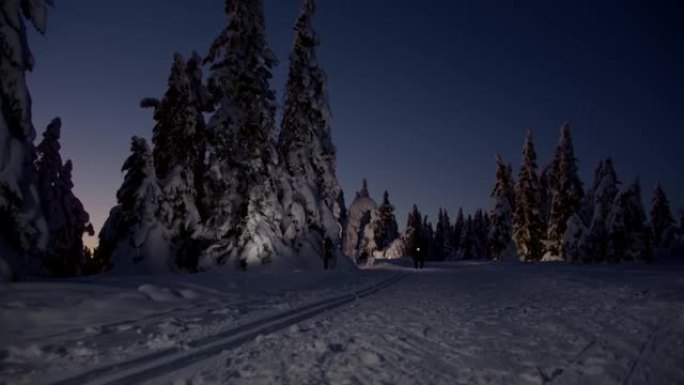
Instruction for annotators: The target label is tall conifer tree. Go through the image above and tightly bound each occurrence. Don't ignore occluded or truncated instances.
[35,118,93,275]
[434,208,453,260]
[404,204,424,258]
[546,123,584,259]
[201,0,283,268]
[278,0,346,258]
[143,53,208,270]
[452,208,464,258]
[589,158,620,261]
[371,191,399,251]
[513,131,544,261]
[650,183,675,248]
[607,179,650,262]
[489,155,515,260]
[97,137,170,273]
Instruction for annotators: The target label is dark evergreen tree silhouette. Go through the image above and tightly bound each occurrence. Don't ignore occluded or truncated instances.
[546,123,584,259]
[513,131,545,261]
[650,182,675,247]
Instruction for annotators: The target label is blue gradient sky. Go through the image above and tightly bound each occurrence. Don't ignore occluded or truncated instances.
[27,0,683,247]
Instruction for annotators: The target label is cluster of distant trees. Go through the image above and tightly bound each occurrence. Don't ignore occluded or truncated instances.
[345,180,503,264]
[495,125,682,263]
[352,124,683,264]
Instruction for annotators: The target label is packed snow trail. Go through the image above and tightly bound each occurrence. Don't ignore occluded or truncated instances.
[3,272,404,385]
[143,261,684,385]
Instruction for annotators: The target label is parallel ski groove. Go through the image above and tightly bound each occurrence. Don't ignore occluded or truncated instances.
[48,273,406,385]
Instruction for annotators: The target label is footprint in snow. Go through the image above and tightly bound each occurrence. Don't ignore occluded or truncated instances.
[361,350,382,366]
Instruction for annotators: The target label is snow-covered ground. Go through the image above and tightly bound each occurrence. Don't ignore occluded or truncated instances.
[2,259,684,385]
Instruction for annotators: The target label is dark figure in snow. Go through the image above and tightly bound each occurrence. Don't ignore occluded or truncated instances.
[413,246,425,269]
[323,236,333,270]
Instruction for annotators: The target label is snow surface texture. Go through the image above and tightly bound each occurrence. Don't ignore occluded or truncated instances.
[1,260,683,385]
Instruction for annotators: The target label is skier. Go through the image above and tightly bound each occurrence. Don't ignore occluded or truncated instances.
[323,236,333,270]
[413,246,425,269]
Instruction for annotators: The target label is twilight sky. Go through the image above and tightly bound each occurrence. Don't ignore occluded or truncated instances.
[27,0,683,248]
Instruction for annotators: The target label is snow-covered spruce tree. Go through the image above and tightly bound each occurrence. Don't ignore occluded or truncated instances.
[649,182,675,248]
[35,118,94,275]
[492,157,516,215]
[561,213,592,263]
[434,208,453,260]
[143,53,208,271]
[200,0,284,270]
[606,179,651,262]
[278,0,346,266]
[96,137,171,274]
[451,207,464,259]
[0,0,53,280]
[489,155,516,260]
[513,130,545,262]
[546,123,584,260]
[589,158,619,262]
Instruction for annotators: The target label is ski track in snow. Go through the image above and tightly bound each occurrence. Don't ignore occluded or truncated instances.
[2,261,684,385]
[44,273,407,385]
[0,270,403,385]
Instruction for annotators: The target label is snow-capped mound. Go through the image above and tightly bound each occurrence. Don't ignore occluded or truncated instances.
[343,180,377,259]
[356,190,400,261]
